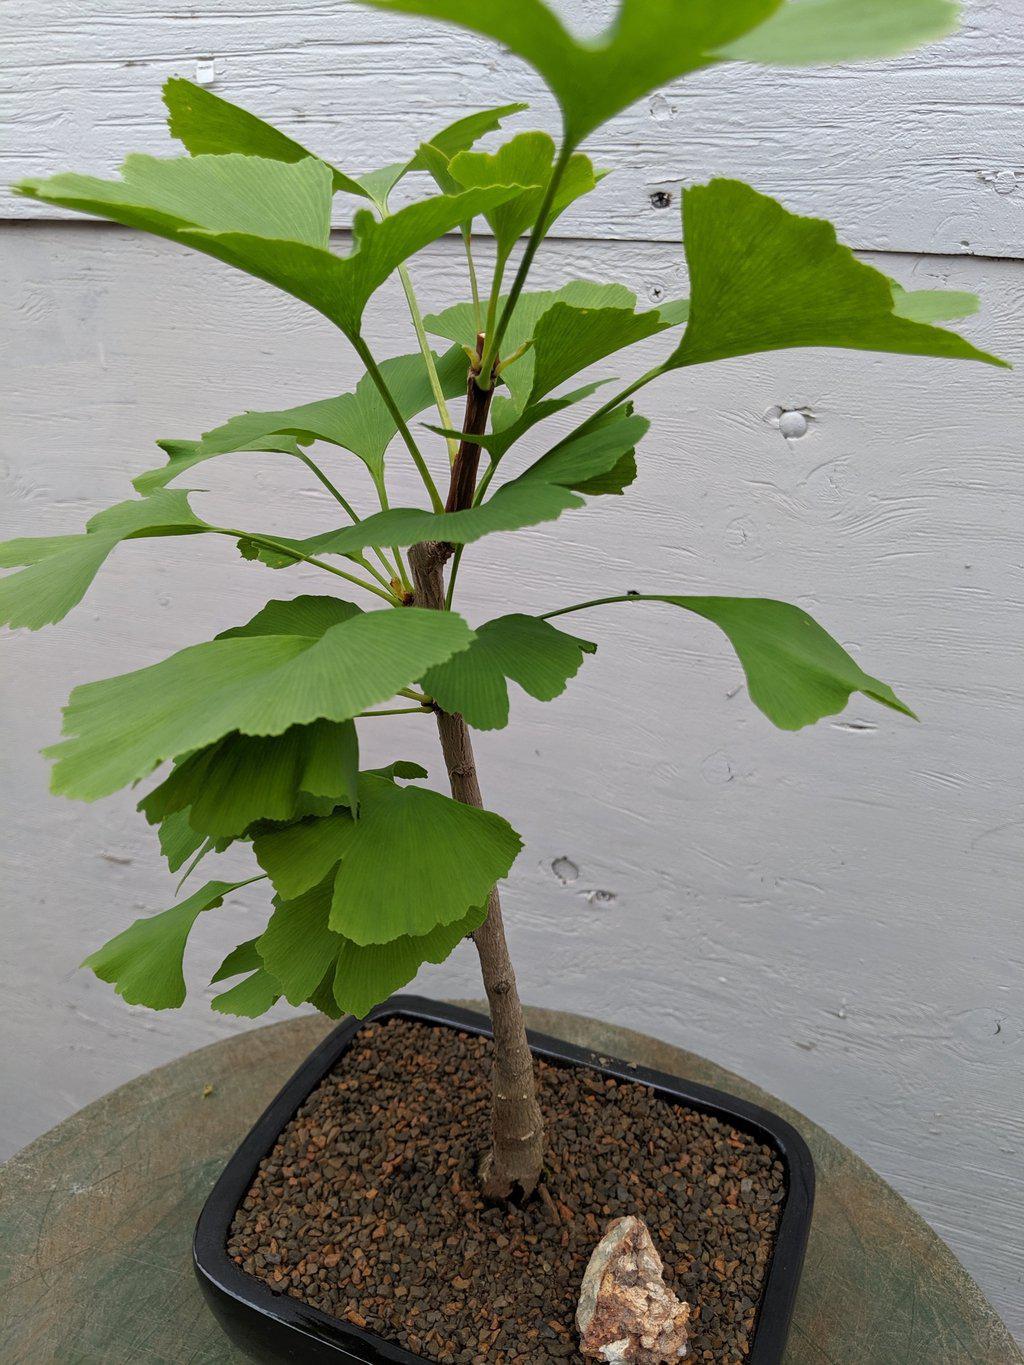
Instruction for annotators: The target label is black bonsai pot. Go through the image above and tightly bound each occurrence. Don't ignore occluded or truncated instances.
[194,997,814,1364]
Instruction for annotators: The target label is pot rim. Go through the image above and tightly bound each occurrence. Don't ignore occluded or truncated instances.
[194,995,815,1364]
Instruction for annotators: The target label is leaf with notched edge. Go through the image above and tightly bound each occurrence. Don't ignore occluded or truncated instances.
[253,877,485,1018]
[0,490,209,630]
[422,614,596,730]
[551,594,915,730]
[253,775,521,944]
[17,157,525,339]
[82,878,261,1009]
[244,408,649,570]
[363,0,781,146]
[667,179,1005,372]
[47,598,473,801]
[138,719,359,839]
[142,346,467,493]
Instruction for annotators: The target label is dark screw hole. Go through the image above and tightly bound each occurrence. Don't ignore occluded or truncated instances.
[649,190,672,209]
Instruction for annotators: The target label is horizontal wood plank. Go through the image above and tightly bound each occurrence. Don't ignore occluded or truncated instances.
[4,0,1024,257]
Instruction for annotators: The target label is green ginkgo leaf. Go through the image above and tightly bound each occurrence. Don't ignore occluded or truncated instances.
[164,75,526,208]
[133,435,304,496]
[163,77,364,195]
[667,179,1005,371]
[890,283,979,325]
[426,280,653,409]
[544,594,915,730]
[156,808,209,875]
[211,968,284,1017]
[21,152,333,245]
[526,305,670,403]
[0,490,209,630]
[425,381,611,464]
[138,718,359,839]
[211,938,263,983]
[365,0,960,145]
[82,877,262,1009]
[448,132,600,264]
[720,0,960,65]
[363,0,781,146]
[253,774,521,944]
[423,614,596,729]
[47,598,474,801]
[239,407,647,567]
[254,875,485,1017]
[17,158,525,339]
[409,104,530,174]
[332,904,486,1017]
[209,936,284,1017]
[258,880,343,1005]
[142,346,467,493]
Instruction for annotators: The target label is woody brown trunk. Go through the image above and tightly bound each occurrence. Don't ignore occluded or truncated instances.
[408,337,545,1199]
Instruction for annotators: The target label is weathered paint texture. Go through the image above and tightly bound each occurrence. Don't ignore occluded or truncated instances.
[5,2,1024,256]
[2,0,1023,1346]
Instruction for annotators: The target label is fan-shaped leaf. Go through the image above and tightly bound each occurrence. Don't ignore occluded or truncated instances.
[139,719,359,839]
[211,968,283,1017]
[527,304,667,404]
[134,434,303,495]
[667,179,1005,371]
[427,280,643,409]
[82,877,260,1009]
[163,77,364,195]
[364,0,780,146]
[258,880,342,1005]
[448,132,600,263]
[255,875,484,1017]
[332,905,485,1017]
[253,774,521,944]
[423,614,595,729]
[164,76,526,211]
[20,152,332,246]
[142,346,467,493]
[157,809,208,874]
[211,938,263,983]
[48,598,473,801]
[720,0,959,65]
[17,159,525,339]
[425,381,611,464]
[0,490,209,629]
[546,594,915,730]
[248,407,647,568]
[409,104,530,174]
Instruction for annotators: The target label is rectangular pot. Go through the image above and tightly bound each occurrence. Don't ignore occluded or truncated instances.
[194,996,814,1364]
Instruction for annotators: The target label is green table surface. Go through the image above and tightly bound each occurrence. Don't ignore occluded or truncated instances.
[1,1004,1019,1364]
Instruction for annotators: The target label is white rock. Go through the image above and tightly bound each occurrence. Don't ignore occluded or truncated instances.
[577,1215,691,1363]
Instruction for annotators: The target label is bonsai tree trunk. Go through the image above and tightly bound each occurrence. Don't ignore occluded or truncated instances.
[408,341,545,1199]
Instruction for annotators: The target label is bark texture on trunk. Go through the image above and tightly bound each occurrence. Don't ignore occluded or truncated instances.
[410,539,545,1199]
[408,352,545,1197]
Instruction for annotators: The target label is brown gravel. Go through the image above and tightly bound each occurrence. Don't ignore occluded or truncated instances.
[229,1017,786,1363]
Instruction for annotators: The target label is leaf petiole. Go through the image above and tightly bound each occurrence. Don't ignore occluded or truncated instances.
[351,334,445,513]
[213,528,402,605]
[479,141,574,384]
[358,705,431,717]
[293,450,400,583]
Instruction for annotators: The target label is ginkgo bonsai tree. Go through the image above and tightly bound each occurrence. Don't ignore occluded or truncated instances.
[4,0,1003,1201]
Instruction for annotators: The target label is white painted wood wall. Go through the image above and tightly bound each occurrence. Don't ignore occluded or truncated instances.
[3,0,1022,1342]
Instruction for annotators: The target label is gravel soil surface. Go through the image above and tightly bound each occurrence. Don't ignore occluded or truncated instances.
[229,1016,786,1363]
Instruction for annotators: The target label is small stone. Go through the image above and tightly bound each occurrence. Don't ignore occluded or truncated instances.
[577,1216,691,1363]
